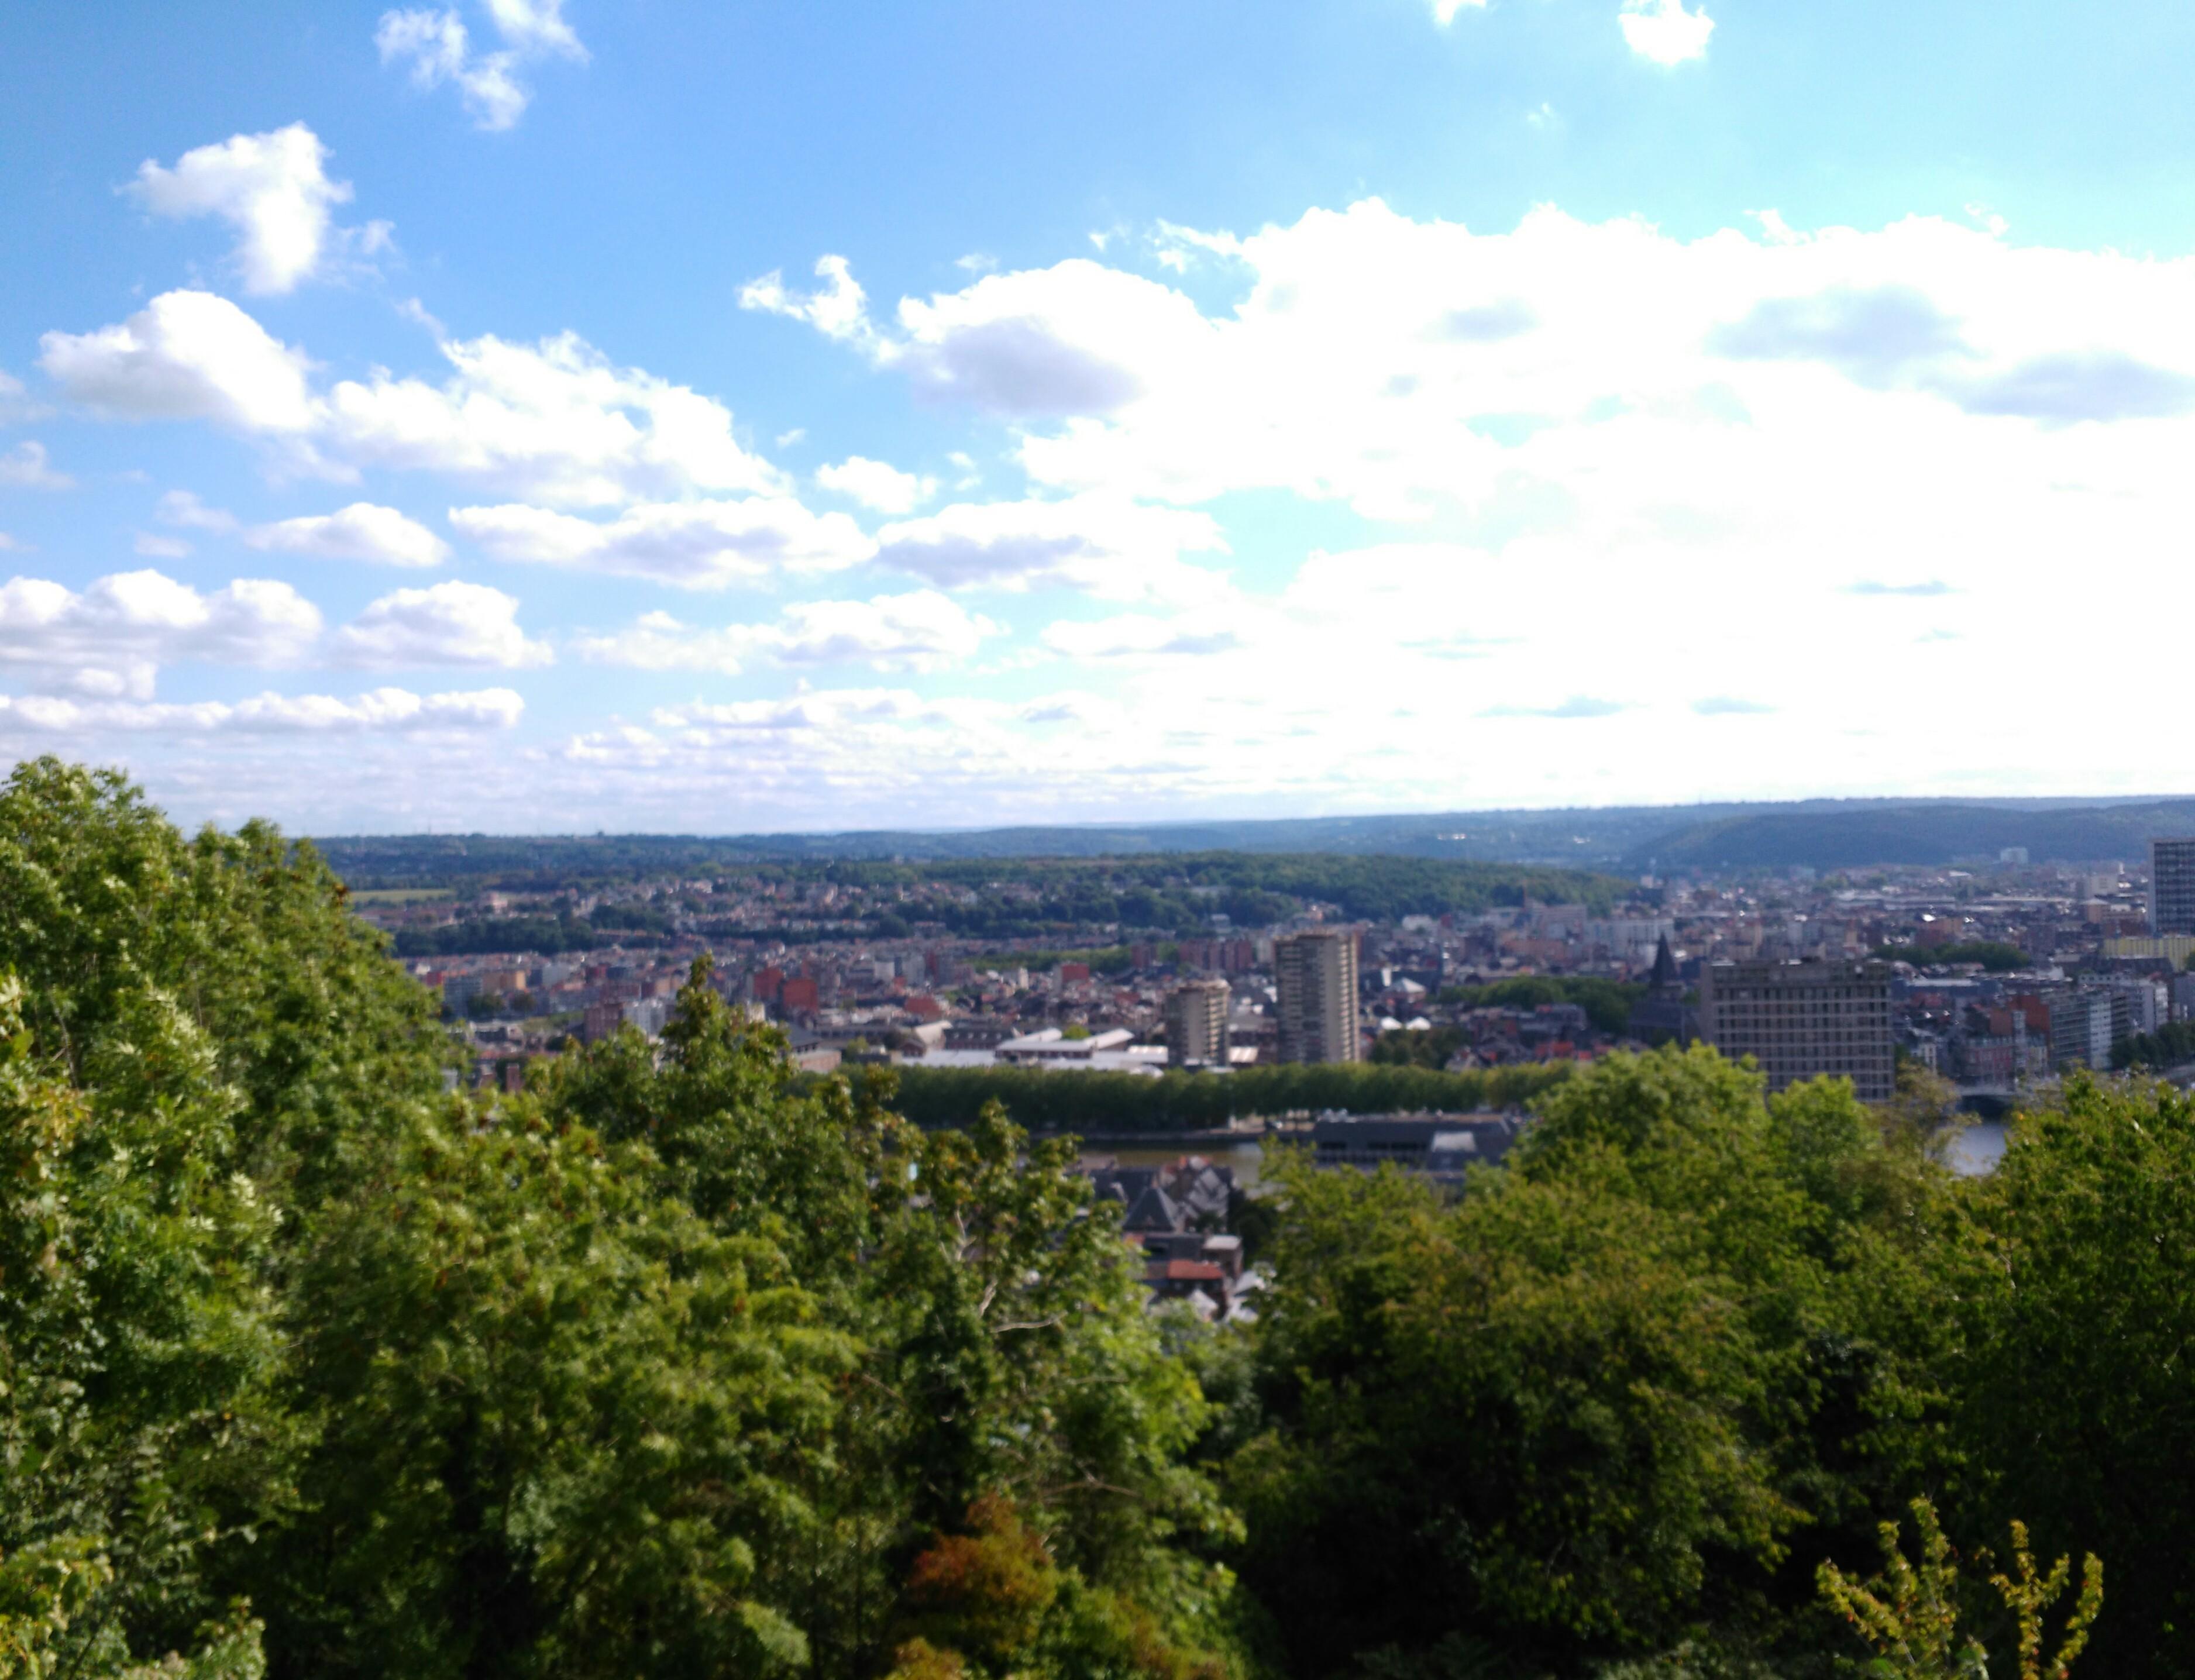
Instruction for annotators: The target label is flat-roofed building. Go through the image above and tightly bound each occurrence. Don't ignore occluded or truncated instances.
[1164,978,1232,1066]
[2153,838,2195,935]
[1700,957,1894,1102]
[1275,929,1361,1064]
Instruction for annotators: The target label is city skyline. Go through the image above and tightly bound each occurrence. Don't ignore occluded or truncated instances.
[8,1,2195,832]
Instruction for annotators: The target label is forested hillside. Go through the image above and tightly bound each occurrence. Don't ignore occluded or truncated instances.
[1,758,2187,1678]
[316,838,1623,924]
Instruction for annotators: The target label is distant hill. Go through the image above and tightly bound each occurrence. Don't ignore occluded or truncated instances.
[311,793,2195,883]
[1626,800,2195,872]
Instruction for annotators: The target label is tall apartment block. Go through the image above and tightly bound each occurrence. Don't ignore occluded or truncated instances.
[2043,989,2118,1070]
[1164,978,1233,1068]
[1274,929,1361,1065]
[1699,957,1894,1101]
[2152,838,2195,935]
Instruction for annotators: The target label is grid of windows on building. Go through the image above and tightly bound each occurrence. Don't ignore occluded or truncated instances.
[1164,978,1233,1066]
[2152,837,2195,935]
[1274,929,1362,1065]
[1699,958,1895,1103]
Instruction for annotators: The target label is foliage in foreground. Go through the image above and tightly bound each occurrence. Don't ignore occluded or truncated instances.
[15,758,2195,1680]
[0,759,1238,1680]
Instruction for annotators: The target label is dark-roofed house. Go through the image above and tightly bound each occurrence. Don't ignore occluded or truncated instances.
[1310,1113,1525,1189]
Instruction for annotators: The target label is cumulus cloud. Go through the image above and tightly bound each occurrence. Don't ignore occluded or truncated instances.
[742,256,1200,418]
[1430,0,1488,19]
[129,124,381,294]
[1619,0,1714,64]
[738,256,873,345]
[452,497,872,586]
[755,201,2195,545]
[576,590,993,674]
[816,455,935,514]
[874,497,1228,602]
[0,685,522,735]
[332,581,550,668]
[377,0,586,131]
[42,292,779,505]
[0,442,72,491]
[40,291,317,432]
[0,569,321,700]
[246,502,449,566]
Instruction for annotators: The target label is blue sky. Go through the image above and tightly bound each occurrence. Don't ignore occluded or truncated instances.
[4,0,2194,832]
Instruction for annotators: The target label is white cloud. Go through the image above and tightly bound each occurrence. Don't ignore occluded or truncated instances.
[246,502,449,566]
[739,256,874,345]
[332,581,550,668]
[576,590,993,674]
[157,490,239,532]
[742,253,1200,418]
[451,497,873,586]
[1040,608,1244,660]
[0,372,30,424]
[43,292,779,505]
[133,532,194,559]
[1430,0,1488,20]
[1619,0,1714,64]
[758,201,2195,556]
[40,291,318,432]
[129,124,372,295]
[874,496,1229,601]
[377,1,585,132]
[482,0,586,58]
[322,331,782,504]
[0,685,522,735]
[816,455,935,513]
[0,442,73,491]
[0,569,321,700]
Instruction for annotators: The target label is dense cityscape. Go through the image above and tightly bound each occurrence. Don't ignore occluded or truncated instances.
[371,840,2195,1108]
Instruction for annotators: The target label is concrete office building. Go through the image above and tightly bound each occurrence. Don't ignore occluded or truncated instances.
[1275,929,1361,1064]
[1164,978,1233,1067]
[1700,957,1894,1102]
[2044,989,2117,1070]
[2153,838,2195,935]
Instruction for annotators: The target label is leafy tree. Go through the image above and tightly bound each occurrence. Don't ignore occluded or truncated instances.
[0,975,287,1675]
[1871,943,2028,975]
[1231,1048,1957,1675]
[265,1096,851,1680]
[0,758,448,1204]
[1949,1074,2195,1674]
[1817,1499,2100,1680]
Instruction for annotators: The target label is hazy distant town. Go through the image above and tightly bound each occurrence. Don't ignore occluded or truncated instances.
[349,833,2195,1123]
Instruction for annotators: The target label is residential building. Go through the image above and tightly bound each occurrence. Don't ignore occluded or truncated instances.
[2044,989,2115,1070]
[1699,957,1895,1101]
[1164,978,1233,1066]
[1275,929,1361,1063]
[2153,838,2195,935]
[1310,1113,1524,1187]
